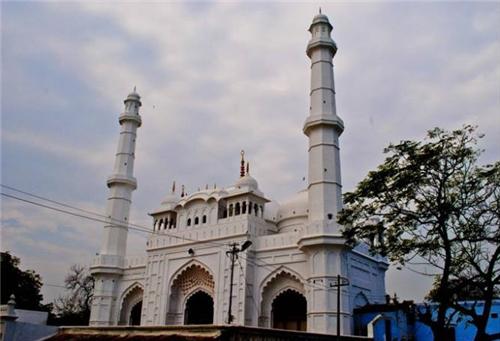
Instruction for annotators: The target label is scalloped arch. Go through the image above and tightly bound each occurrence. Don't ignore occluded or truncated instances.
[260,266,305,293]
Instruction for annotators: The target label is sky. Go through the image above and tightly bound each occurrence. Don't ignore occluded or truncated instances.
[1,1,499,306]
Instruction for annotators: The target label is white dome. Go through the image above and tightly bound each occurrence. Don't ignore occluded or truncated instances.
[161,193,178,205]
[277,189,308,223]
[235,175,259,190]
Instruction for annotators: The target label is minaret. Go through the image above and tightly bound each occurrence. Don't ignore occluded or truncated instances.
[90,89,142,326]
[298,12,351,335]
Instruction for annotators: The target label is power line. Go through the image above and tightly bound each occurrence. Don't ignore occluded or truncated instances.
[1,185,229,248]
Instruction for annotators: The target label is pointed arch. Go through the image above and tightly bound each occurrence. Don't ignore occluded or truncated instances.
[258,266,306,329]
[118,282,144,325]
[166,260,215,325]
[354,291,369,308]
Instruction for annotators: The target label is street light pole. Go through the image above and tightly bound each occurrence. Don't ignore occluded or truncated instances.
[226,240,252,324]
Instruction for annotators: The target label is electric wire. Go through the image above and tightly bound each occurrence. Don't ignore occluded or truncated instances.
[0,184,230,248]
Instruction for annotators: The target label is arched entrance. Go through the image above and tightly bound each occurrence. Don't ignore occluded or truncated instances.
[129,301,142,325]
[259,268,306,329]
[119,284,144,325]
[184,291,214,324]
[167,263,215,325]
[272,289,307,331]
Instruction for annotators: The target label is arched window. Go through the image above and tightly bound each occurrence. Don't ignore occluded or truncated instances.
[187,218,191,227]
[242,202,247,214]
[165,219,169,230]
[229,204,234,217]
[254,203,258,216]
[235,202,241,215]
[194,217,199,225]
[202,215,207,224]
[223,209,228,218]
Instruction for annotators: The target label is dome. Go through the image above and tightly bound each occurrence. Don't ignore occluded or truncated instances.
[126,87,141,102]
[276,189,308,223]
[161,192,178,206]
[235,174,259,191]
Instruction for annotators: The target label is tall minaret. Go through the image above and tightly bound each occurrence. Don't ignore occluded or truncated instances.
[90,89,142,326]
[298,12,351,335]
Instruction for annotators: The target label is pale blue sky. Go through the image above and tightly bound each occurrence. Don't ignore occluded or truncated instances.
[2,1,499,304]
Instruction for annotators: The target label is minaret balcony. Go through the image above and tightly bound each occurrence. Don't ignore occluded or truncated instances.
[107,174,137,189]
[306,38,337,58]
[90,254,125,275]
[303,114,344,136]
[119,113,142,127]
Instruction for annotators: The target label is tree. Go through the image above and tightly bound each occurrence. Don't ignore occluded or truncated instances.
[51,265,94,326]
[0,251,48,311]
[338,125,499,341]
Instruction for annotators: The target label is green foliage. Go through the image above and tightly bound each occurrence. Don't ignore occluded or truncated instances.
[0,251,47,311]
[338,125,500,340]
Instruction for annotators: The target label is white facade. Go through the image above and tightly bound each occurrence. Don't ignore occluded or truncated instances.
[90,12,388,335]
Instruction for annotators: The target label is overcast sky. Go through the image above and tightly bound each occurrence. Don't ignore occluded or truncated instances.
[2,1,499,306]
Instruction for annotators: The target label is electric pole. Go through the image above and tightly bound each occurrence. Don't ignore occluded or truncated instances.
[226,240,252,324]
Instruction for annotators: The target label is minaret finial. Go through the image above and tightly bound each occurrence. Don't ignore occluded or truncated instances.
[171,181,176,193]
[181,185,185,197]
[246,161,250,175]
[133,85,137,92]
[240,150,245,177]
[319,7,322,14]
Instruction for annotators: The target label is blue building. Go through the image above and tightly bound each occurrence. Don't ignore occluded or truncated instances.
[353,299,500,341]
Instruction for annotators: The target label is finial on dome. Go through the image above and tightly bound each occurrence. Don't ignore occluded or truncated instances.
[171,181,176,193]
[240,150,245,178]
[133,86,137,92]
[214,183,216,189]
[181,185,185,197]
[246,161,250,175]
[319,7,322,14]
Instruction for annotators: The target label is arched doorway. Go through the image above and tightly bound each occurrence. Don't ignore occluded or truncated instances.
[167,263,216,325]
[272,289,307,331]
[184,291,214,324]
[119,284,144,325]
[129,301,142,325]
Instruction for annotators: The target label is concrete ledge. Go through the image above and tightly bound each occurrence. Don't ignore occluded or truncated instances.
[45,325,372,341]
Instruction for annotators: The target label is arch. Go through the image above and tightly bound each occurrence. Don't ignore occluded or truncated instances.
[229,204,234,217]
[202,215,207,224]
[159,219,164,230]
[166,261,215,325]
[242,201,247,214]
[272,289,307,331]
[119,282,144,325]
[184,290,214,324]
[187,218,191,226]
[254,203,258,216]
[194,217,199,225]
[235,202,241,215]
[259,267,306,328]
[354,292,369,308]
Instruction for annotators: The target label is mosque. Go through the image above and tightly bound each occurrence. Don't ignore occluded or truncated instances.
[89,11,388,335]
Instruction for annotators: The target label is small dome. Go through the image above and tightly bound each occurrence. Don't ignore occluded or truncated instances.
[235,174,259,190]
[277,189,308,222]
[126,87,141,101]
[161,192,178,206]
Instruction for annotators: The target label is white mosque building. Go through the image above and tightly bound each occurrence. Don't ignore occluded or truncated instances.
[89,12,388,335]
